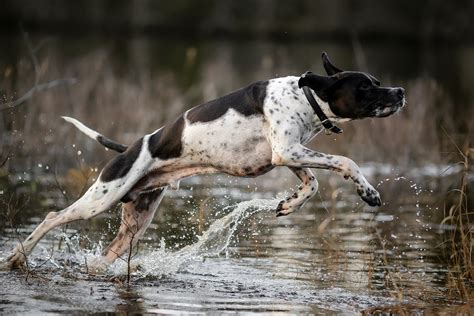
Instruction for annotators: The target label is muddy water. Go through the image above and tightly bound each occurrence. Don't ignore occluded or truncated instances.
[0,165,471,314]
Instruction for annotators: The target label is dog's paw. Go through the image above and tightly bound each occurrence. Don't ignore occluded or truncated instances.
[275,200,295,217]
[0,248,27,270]
[358,186,382,207]
[86,257,110,275]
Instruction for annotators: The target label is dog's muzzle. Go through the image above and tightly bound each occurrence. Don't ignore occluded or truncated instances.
[373,87,406,117]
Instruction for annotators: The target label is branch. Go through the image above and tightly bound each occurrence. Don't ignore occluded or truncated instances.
[0,78,77,111]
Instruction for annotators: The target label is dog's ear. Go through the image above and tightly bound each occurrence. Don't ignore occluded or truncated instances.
[298,71,335,101]
[322,52,343,76]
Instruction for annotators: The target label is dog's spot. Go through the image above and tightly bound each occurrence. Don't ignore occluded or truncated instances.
[100,138,143,182]
[310,152,323,158]
[187,81,268,123]
[102,189,108,194]
[149,114,185,159]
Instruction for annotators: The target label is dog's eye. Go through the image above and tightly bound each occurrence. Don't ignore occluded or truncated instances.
[360,82,371,90]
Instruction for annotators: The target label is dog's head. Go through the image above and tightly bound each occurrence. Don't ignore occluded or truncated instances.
[298,52,405,119]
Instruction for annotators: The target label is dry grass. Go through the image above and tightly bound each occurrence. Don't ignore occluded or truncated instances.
[1,40,472,174]
[442,142,473,300]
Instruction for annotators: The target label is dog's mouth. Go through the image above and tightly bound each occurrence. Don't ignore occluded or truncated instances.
[372,99,405,118]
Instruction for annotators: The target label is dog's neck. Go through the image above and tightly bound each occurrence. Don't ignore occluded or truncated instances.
[309,89,335,118]
[304,88,351,132]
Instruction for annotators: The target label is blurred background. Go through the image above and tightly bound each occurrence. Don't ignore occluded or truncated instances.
[0,0,473,172]
[0,1,473,313]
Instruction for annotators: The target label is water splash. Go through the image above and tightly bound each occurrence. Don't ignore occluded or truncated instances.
[111,198,280,278]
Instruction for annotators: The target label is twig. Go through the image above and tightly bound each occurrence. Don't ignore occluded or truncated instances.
[53,163,70,252]
[0,78,77,111]
[0,133,14,168]
[127,230,136,287]
[1,194,31,279]
[84,257,89,274]
[22,30,40,87]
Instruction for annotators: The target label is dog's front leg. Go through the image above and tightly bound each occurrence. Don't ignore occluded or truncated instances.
[272,144,381,207]
[275,167,319,217]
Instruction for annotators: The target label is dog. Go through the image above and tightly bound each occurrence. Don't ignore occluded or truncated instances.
[2,53,405,271]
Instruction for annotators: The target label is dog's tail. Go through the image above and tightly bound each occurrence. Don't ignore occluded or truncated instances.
[62,116,128,153]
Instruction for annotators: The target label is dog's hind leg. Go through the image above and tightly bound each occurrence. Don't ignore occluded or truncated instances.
[88,188,167,273]
[1,136,154,269]
[2,195,119,269]
[275,167,319,217]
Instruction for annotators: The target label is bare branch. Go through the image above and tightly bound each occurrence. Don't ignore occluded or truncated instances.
[0,78,77,111]
[22,30,40,86]
[0,134,14,168]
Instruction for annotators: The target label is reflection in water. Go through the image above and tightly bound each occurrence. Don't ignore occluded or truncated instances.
[116,287,146,315]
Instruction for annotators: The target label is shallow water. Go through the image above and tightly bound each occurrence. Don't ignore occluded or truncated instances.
[0,165,472,314]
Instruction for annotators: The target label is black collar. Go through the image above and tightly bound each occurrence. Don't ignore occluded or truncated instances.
[299,76,342,134]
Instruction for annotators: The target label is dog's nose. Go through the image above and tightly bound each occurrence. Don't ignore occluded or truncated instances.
[396,87,405,99]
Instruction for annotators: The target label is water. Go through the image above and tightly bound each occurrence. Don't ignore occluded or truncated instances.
[0,166,471,314]
[111,199,279,278]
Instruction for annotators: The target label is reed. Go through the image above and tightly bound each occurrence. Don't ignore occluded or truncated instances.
[442,141,473,300]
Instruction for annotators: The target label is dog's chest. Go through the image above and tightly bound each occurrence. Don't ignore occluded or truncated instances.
[264,77,320,144]
[180,109,272,172]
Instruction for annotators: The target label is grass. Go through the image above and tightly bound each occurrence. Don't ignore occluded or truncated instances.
[442,142,473,300]
[1,36,473,173]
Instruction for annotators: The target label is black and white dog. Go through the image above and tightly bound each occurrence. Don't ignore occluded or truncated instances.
[2,53,405,271]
